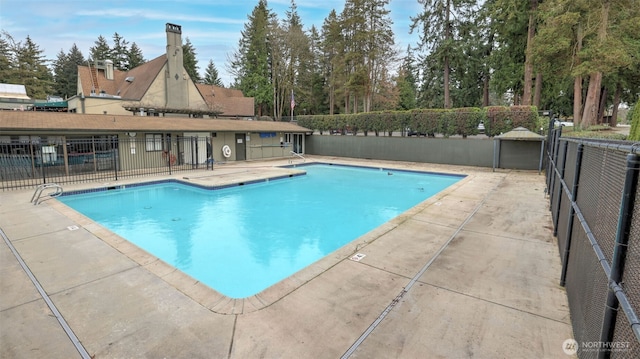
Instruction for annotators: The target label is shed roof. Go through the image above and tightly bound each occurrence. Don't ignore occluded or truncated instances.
[0,111,310,134]
[0,84,30,100]
[495,127,545,141]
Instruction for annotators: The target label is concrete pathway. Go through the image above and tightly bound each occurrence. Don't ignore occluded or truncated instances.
[1,157,573,358]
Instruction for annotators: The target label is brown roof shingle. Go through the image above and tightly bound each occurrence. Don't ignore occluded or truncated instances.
[0,111,310,134]
[77,56,167,100]
[195,83,254,117]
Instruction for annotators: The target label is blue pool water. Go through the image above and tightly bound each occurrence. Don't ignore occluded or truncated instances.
[59,164,463,298]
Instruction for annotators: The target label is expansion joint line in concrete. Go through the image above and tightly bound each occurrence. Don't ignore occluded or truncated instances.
[227,315,238,359]
[340,178,504,358]
[0,228,92,359]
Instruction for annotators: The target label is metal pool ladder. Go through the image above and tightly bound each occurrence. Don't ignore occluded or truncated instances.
[289,151,306,163]
[31,183,63,205]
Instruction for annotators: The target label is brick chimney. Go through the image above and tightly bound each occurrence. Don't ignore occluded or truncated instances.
[165,23,188,109]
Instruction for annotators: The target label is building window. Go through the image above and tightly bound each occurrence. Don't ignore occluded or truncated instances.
[145,133,163,151]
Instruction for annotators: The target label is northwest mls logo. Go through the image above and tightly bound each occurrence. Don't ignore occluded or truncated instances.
[563,339,630,355]
[562,339,578,355]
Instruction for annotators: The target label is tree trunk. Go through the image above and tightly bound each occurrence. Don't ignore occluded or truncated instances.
[573,76,583,124]
[353,93,358,114]
[597,87,607,124]
[580,1,609,128]
[581,74,602,127]
[344,91,349,114]
[573,24,583,124]
[483,75,490,107]
[329,83,335,115]
[522,0,538,106]
[444,56,451,108]
[533,72,542,107]
[610,83,621,127]
[444,0,451,109]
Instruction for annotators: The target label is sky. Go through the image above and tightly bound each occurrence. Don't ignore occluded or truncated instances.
[0,0,422,87]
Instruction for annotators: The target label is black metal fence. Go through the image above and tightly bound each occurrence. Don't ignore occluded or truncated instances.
[0,136,213,191]
[547,127,640,358]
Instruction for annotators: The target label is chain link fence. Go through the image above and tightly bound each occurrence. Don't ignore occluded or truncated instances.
[547,127,640,358]
[0,136,214,191]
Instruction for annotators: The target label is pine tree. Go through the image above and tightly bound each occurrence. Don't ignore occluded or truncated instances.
[277,0,311,119]
[412,0,478,108]
[320,9,345,115]
[110,32,130,70]
[89,35,110,62]
[534,0,640,126]
[127,42,145,69]
[182,37,201,82]
[396,47,418,110]
[203,59,223,86]
[0,32,16,84]
[451,14,489,108]
[229,0,274,116]
[304,25,327,115]
[52,50,67,96]
[53,44,85,99]
[12,36,53,99]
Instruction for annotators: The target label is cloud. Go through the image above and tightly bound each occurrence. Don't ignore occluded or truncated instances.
[74,9,245,25]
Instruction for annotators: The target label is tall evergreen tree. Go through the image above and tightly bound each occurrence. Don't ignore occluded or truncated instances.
[203,59,223,86]
[450,14,488,108]
[579,0,639,127]
[535,0,640,126]
[303,25,327,115]
[52,44,85,99]
[340,0,367,113]
[0,32,15,84]
[275,0,311,119]
[110,32,130,70]
[182,37,201,83]
[487,0,529,105]
[412,0,478,108]
[12,35,53,99]
[320,10,345,114]
[396,47,418,110]
[127,42,145,69]
[521,0,540,105]
[89,35,110,62]
[229,0,274,116]
[360,0,396,112]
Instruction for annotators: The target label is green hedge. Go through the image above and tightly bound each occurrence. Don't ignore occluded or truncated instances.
[296,106,539,137]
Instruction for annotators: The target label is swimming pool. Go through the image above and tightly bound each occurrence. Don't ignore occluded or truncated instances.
[59,164,463,298]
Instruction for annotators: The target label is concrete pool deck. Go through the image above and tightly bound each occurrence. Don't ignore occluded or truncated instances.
[1,156,574,358]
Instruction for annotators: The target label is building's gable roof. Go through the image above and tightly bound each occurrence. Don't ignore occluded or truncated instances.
[77,63,123,98]
[77,55,167,101]
[118,55,167,100]
[195,83,254,118]
[0,111,310,134]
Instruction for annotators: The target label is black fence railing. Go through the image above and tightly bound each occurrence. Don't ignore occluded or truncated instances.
[0,136,214,191]
[547,128,640,358]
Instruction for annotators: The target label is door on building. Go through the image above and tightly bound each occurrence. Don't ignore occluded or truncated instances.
[235,133,246,161]
[183,132,209,164]
[293,133,303,154]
